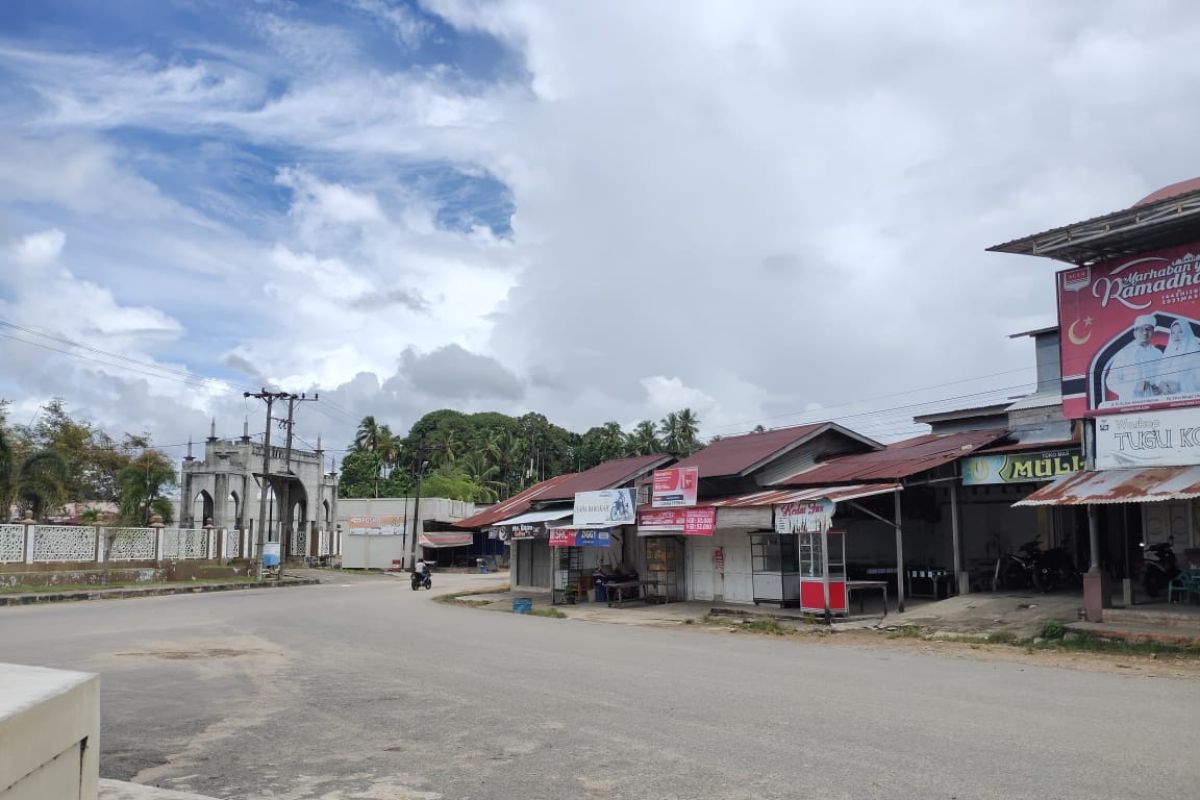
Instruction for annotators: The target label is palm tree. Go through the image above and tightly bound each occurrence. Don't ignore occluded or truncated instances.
[117,450,177,525]
[458,453,504,503]
[428,428,460,470]
[625,420,661,455]
[677,408,701,454]
[354,416,383,453]
[0,427,12,520]
[355,417,400,498]
[659,411,682,455]
[12,450,69,521]
[485,431,525,494]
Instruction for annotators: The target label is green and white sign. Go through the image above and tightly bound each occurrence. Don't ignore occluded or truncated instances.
[961,449,1083,485]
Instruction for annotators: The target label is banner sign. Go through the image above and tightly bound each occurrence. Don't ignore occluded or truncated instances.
[774,499,834,534]
[498,523,548,541]
[549,528,612,548]
[1057,243,1200,419]
[637,507,716,536]
[651,466,699,508]
[574,489,636,526]
[1095,407,1200,469]
[961,449,1084,485]
[348,515,405,535]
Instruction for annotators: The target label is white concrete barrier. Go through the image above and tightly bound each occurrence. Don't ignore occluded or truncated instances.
[0,663,99,800]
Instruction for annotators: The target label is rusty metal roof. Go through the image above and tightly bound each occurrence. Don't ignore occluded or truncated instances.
[986,185,1200,265]
[775,429,1009,485]
[671,423,878,479]
[453,473,577,529]
[1014,466,1200,506]
[706,483,901,508]
[535,454,674,501]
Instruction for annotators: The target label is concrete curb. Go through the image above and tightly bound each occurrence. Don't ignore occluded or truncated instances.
[0,578,320,607]
[100,778,223,799]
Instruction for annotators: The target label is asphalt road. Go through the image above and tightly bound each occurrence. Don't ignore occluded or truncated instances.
[1,572,1196,800]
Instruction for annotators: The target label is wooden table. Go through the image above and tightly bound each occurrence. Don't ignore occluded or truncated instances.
[847,580,889,615]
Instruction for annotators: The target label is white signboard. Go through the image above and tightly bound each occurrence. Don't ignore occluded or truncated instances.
[573,489,636,527]
[774,499,834,534]
[1095,407,1200,469]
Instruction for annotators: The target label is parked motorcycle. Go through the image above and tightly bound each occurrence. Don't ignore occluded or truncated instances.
[1140,539,1178,598]
[1030,546,1078,593]
[993,540,1039,591]
[411,567,432,591]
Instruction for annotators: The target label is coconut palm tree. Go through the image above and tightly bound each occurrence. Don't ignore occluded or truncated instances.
[458,452,504,503]
[485,431,525,494]
[625,420,661,456]
[14,450,69,520]
[676,408,701,454]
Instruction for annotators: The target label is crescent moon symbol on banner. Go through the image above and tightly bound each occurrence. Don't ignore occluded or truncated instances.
[1067,318,1092,346]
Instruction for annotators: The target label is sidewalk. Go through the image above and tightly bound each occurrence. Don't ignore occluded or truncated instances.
[0,577,319,606]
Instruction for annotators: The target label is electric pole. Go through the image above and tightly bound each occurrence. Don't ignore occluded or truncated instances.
[278,392,318,575]
[244,389,288,580]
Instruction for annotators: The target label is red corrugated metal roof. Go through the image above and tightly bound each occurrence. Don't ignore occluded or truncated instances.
[536,454,674,501]
[975,437,1078,455]
[1015,466,1200,506]
[670,423,866,479]
[775,429,1009,485]
[635,484,901,511]
[453,473,577,529]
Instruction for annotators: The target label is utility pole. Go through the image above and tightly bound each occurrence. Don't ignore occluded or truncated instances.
[408,442,429,570]
[245,389,287,580]
[278,392,318,574]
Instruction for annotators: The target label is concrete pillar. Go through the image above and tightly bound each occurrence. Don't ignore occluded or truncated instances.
[94,526,105,563]
[151,516,165,563]
[950,481,968,595]
[22,514,35,565]
[1082,504,1110,622]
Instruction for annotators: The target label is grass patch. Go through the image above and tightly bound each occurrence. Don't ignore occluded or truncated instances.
[1041,620,1067,640]
[434,594,492,607]
[886,626,925,639]
[986,630,1019,644]
[739,617,792,635]
[1039,632,1200,658]
[0,577,259,595]
[529,607,567,619]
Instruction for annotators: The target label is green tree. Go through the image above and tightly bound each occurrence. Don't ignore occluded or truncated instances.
[116,450,177,525]
[659,408,702,456]
[625,420,661,456]
[579,422,625,470]
[12,450,70,521]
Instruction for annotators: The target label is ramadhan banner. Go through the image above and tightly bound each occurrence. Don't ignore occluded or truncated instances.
[1057,243,1200,419]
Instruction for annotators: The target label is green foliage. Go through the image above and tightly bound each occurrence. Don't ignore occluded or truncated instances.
[1041,620,1066,640]
[986,630,1018,644]
[14,450,69,520]
[117,450,178,525]
[659,408,702,455]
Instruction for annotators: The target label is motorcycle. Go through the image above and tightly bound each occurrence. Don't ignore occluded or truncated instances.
[1030,546,1078,593]
[411,567,432,591]
[993,540,1039,591]
[1140,539,1178,598]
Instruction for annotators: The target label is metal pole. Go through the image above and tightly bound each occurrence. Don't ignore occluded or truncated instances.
[410,461,426,569]
[280,394,296,573]
[894,488,905,613]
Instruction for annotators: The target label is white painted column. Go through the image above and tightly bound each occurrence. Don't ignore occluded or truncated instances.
[23,518,35,565]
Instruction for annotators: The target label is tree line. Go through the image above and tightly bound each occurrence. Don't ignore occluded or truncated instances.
[337,408,703,503]
[0,399,176,524]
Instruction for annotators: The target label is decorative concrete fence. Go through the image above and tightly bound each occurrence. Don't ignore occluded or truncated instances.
[0,521,339,566]
[0,523,245,566]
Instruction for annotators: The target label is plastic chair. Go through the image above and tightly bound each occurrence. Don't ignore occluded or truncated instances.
[1167,569,1200,604]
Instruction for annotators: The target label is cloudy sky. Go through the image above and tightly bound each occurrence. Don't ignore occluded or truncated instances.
[3,0,1199,464]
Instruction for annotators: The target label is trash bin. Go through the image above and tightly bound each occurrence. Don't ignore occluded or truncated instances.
[512,597,533,614]
[593,574,608,604]
[477,558,488,574]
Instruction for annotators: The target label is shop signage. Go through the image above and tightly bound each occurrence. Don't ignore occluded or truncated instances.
[774,499,834,534]
[574,489,636,526]
[961,449,1084,485]
[1057,243,1200,419]
[651,466,699,508]
[548,528,612,547]
[503,523,547,540]
[1095,407,1200,469]
[636,507,716,536]
[347,515,405,535]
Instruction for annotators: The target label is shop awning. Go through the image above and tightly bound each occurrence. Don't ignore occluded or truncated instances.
[491,508,572,527]
[419,532,474,548]
[700,483,902,508]
[1015,466,1200,506]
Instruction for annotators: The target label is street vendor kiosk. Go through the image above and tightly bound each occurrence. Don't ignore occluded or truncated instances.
[798,529,848,615]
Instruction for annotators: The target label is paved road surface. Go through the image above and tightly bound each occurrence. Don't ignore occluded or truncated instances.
[1,572,1195,800]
